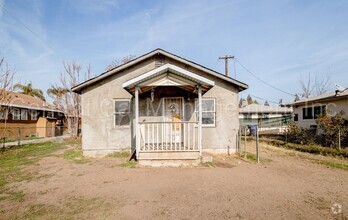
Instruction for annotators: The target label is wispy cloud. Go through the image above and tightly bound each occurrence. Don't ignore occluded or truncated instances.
[65,0,120,14]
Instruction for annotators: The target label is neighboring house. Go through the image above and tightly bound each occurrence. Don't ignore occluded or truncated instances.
[0,91,65,140]
[72,48,248,163]
[239,102,292,133]
[285,89,348,129]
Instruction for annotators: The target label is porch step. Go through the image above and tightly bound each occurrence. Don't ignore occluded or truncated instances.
[138,151,200,160]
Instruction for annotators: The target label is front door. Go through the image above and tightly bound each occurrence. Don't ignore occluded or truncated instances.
[163,98,184,146]
[163,97,184,122]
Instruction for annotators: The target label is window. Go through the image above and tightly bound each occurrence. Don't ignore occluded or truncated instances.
[314,106,326,119]
[262,113,269,119]
[21,109,28,120]
[294,114,298,121]
[0,109,8,120]
[114,99,131,126]
[30,110,38,120]
[12,108,20,120]
[243,113,252,119]
[302,107,313,119]
[47,111,54,119]
[195,98,216,126]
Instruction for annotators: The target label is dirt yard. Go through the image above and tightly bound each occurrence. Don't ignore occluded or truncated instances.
[1,140,347,219]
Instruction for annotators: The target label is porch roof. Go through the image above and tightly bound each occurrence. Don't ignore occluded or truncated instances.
[122,64,215,94]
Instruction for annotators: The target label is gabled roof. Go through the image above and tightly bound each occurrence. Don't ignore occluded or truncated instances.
[122,64,215,94]
[286,89,348,106]
[239,103,292,114]
[0,91,62,112]
[72,48,248,94]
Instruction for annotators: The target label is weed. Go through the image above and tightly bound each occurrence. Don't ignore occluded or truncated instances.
[202,162,215,168]
[106,151,130,158]
[309,159,348,171]
[61,148,89,164]
[120,161,137,168]
[240,152,272,163]
[285,152,296,157]
[259,138,348,158]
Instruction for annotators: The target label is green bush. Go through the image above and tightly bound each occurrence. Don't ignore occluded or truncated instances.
[316,111,348,148]
[286,122,317,145]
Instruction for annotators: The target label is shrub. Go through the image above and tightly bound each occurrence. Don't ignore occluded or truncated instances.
[316,111,348,148]
[286,122,316,145]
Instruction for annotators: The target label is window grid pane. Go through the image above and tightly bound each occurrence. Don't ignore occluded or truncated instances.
[195,98,216,126]
[114,100,130,126]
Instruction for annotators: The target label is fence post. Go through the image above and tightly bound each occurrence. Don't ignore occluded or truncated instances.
[244,127,247,159]
[238,128,242,156]
[256,125,259,163]
[338,128,341,150]
[17,127,21,146]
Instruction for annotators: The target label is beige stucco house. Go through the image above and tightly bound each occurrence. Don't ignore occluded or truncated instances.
[72,49,248,163]
[286,89,348,129]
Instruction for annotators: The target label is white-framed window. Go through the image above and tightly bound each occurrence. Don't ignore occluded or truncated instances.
[114,99,131,126]
[262,113,269,119]
[12,108,20,120]
[243,113,252,119]
[195,98,216,127]
[0,108,8,120]
[21,109,28,120]
[30,110,38,120]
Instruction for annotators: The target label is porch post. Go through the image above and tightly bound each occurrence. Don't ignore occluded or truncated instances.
[198,85,202,157]
[135,86,140,159]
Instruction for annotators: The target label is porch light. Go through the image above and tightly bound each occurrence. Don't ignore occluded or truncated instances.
[151,89,155,102]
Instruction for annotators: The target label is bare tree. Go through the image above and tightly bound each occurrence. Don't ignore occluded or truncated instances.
[59,61,92,137]
[314,74,330,95]
[298,73,331,98]
[0,57,15,140]
[105,55,136,71]
[0,58,15,102]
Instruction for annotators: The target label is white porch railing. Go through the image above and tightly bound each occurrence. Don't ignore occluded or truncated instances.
[139,121,198,152]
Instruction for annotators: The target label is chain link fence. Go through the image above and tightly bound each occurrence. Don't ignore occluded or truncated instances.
[237,123,348,157]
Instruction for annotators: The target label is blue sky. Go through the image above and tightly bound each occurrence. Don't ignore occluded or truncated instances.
[0,0,347,104]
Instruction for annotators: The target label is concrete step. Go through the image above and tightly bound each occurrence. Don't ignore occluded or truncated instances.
[138,151,200,160]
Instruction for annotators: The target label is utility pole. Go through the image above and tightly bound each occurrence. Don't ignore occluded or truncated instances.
[219,55,234,76]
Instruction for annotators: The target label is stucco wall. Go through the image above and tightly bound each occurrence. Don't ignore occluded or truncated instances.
[80,56,241,156]
[293,99,348,129]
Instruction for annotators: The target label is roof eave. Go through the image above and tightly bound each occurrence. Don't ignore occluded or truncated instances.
[72,48,248,93]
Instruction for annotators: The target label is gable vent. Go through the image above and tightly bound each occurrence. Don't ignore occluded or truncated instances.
[155,55,164,68]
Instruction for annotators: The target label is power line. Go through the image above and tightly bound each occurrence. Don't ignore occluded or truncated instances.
[213,58,220,69]
[235,58,295,97]
[249,94,279,105]
[0,2,56,52]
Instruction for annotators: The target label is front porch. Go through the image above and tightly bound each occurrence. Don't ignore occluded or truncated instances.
[139,121,198,152]
[122,64,215,161]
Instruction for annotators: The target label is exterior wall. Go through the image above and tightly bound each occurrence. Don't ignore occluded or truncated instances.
[80,56,241,156]
[0,114,57,140]
[239,113,291,128]
[36,117,56,137]
[293,99,348,129]
[81,58,156,156]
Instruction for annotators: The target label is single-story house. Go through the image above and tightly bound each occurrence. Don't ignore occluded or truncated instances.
[0,91,65,140]
[239,102,292,133]
[72,48,248,163]
[285,89,348,129]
